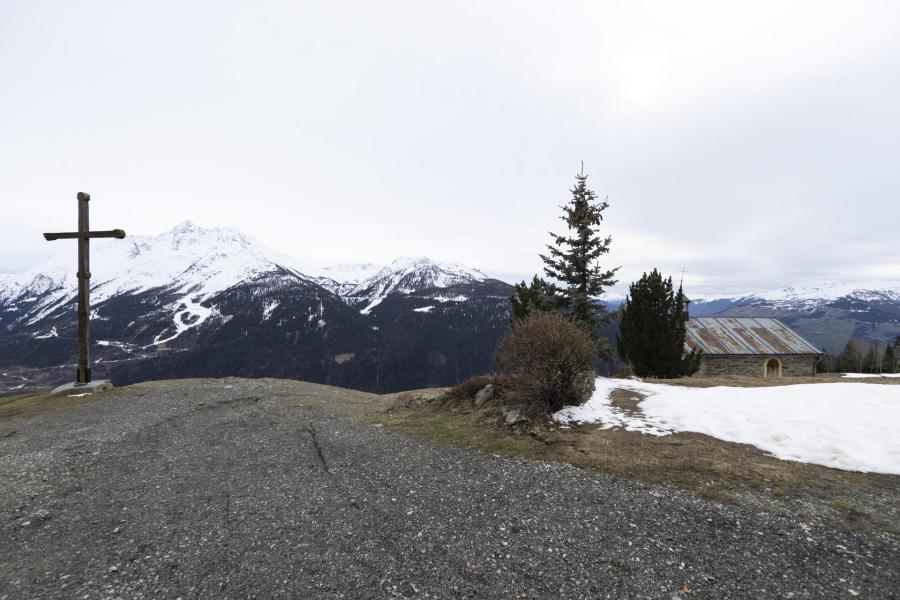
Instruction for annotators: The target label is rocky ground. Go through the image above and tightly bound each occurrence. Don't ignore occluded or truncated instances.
[0,378,898,599]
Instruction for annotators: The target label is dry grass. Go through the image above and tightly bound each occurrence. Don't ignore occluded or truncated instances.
[376,403,899,495]
[609,388,643,413]
[0,390,111,424]
[373,381,900,533]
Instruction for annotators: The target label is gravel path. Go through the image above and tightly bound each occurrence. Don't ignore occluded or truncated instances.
[0,379,897,599]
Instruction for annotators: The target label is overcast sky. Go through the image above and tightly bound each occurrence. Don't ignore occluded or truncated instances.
[2,1,898,295]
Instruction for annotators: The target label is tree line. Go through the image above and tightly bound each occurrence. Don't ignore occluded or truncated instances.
[818,337,899,374]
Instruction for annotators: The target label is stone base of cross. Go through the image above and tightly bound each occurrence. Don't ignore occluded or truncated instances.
[49,379,115,397]
[43,192,126,395]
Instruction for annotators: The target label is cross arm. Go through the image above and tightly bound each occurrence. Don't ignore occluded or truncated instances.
[43,229,126,241]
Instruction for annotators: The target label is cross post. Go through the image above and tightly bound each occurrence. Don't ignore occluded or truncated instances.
[43,192,126,386]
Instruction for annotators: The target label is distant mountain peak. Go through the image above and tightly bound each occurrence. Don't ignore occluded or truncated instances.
[684,280,900,351]
[318,263,381,284]
[386,256,437,269]
[2,221,494,329]
[311,256,489,313]
[170,219,198,233]
[1,222,288,325]
[323,262,379,271]
[689,280,900,304]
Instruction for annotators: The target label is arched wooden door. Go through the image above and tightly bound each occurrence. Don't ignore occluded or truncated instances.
[765,358,781,378]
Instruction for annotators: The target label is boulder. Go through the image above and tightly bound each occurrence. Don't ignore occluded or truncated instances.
[474,384,495,408]
[502,404,527,426]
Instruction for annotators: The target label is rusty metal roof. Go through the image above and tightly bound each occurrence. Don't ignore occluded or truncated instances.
[685,317,822,355]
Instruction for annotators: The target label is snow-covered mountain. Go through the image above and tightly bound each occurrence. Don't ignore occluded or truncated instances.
[0,223,497,342]
[3,220,896,395]
[1,221,306,344]
[312,263,382,296]
[0,222,512,395]
[687,281,900,352]
[313,257,487,315]
[3,220,288,299]
[690,281,900,309]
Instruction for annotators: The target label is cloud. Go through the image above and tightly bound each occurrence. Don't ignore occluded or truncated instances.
[0,1,897,296]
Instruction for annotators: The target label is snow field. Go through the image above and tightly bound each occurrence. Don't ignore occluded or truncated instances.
[842,373,900,379]
[555,378,900,474]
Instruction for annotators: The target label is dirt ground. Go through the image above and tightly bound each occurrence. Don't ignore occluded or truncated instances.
[5,378,897,598]
[4,376,898,536]
[375,377,900,534]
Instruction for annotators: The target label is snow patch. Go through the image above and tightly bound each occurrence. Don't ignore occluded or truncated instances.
[306,299,325,322]
[33,326,58,339]
[413,306,435,313]
[359,297,384,315]
[148,296,215,347]
[555,378,900,474]
[96,340,133,351]
[433,295,469,303]
[262,300,280,321]
[842,373,900,379]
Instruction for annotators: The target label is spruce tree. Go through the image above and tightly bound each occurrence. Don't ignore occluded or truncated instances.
[864,346,878,374]
[509,276,558,321]
[616,269,702,378]
[884,343,896,374]
[839,340,862,373]
[539,167,618,352]
[817,350,838,374]
[893,336,900,372]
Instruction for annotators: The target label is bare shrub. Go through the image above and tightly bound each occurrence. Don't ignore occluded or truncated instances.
[449,374,493,399]
[495,313,597,414]
[614,362,634,378]
[447,373,509,401]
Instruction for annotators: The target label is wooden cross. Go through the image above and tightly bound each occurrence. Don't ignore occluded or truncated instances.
[43,192,126,385]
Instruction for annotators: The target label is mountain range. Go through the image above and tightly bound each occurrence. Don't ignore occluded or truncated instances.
[1,222,898,394]
[0,223,511,394]
[686,284,900,354]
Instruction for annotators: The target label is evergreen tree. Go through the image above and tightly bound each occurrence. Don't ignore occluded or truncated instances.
[616,269,702,378]
[839,340,863,373]
[893,336,900,371]
[817,350,838,374]
[539,167,618,351]
[884,343,896,374]
[864,346,878,373]
[509,276,558,321]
